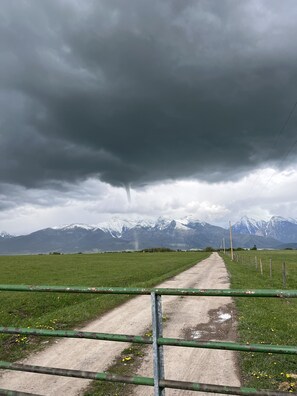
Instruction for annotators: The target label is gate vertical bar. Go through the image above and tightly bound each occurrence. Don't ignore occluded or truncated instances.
[151,292,165,396]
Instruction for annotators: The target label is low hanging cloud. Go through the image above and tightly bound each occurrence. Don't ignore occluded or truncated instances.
[1,0,297,190]
[3,169,297,235]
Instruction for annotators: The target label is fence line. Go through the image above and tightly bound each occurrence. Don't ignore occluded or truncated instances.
[0,284,297,396]
[223,252,292,288]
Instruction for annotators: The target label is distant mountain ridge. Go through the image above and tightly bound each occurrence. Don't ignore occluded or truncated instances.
[0,215,294,254]
[232,215,297,243]
[0,231,14,239]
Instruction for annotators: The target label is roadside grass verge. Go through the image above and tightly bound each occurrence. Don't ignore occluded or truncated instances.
[84,330,151,396]
[221,251,297,392]
[0,251,209,362]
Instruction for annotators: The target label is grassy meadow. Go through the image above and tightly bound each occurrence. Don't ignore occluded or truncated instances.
[222,250,297,392]
[0,251,209,362]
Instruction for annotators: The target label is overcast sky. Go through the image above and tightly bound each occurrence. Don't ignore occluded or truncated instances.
[1,0,297,235]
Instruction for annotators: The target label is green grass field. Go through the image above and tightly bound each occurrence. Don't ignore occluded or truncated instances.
[0,251,209,362]
[222,250,297,392]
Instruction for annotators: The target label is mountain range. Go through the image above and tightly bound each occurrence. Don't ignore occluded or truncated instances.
[1,215,296,255]
[232,216,297,243]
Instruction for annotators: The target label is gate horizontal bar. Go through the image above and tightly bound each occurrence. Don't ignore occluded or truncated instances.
[159,378,296,396]
[1,327,296,355]
[0,327,152,345]
[158,338,297,355]
[0,389,42,396]
[0,361,295,396]
[0,284,297,297]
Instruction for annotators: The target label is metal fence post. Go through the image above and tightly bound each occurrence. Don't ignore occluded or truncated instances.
[151,292,165,396]
[282,262,287,288]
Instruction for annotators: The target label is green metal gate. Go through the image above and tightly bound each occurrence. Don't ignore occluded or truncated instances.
[0,285,296,396]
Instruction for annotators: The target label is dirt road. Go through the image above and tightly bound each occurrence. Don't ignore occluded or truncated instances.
[0,253,240,395]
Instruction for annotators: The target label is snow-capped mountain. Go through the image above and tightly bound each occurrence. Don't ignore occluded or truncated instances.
[97,218,155,237]
[51,217,208,238]
[0,231,14,239]
[232,216,267,236]
[232,216,297,243]
[52,223,96,231]
[0,216,283,254]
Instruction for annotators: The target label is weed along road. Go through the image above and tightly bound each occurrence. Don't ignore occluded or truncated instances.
[0,253,240,395]
[132,252,240,396]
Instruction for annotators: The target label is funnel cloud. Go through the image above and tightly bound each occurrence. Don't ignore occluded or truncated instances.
[124,184,132,204]
[2,1,297,234]
[1,1,297,191]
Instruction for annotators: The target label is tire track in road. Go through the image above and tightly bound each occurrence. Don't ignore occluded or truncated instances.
[0,253,240,395]
[132,252,240,396]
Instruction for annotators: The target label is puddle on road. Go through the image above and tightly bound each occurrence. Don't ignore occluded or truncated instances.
[217,312,232,322]
[192,330,203,339]
[183,303,237,341]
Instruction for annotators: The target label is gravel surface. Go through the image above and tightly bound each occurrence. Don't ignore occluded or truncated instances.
[0,253,240,395]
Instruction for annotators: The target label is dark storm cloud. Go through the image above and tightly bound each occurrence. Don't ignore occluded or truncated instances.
[1,0,297,189]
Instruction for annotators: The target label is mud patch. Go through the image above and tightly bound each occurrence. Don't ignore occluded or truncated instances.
[183,303,237,341]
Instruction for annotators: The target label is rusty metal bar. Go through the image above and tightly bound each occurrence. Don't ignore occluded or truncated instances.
[159,378,296,395]
[1,285,297,395]
[0,390,42,396]
[151,292,165,395]
[0,327,152,345]
[0,360,152,385]
[158,338,297,355]
[0,361,295,396]
[0,284,148,295]
[0,284,297,297]
[0,327,296,355]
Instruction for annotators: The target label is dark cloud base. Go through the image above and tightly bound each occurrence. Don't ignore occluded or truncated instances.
[1,0,297,191]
